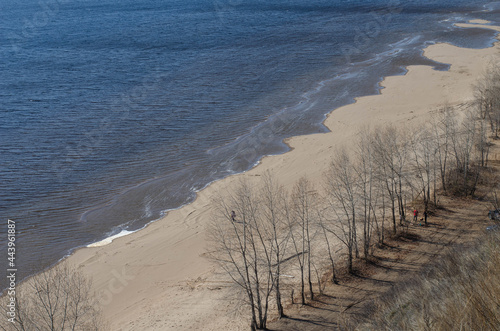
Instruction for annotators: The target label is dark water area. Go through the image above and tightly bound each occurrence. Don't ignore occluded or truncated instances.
[0,0,499,287]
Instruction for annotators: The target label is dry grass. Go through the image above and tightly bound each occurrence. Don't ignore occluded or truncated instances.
[356,230,500,331]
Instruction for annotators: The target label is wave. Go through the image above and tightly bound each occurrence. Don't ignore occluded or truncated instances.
[87,229,135,247]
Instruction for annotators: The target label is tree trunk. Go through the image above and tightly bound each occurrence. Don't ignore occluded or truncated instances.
[348,244,353,274]
[275,271,284,318]
[391,198,396,234]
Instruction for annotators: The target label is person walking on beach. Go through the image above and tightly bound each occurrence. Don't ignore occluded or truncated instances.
[231,210,237,222]
[413,209,418,224]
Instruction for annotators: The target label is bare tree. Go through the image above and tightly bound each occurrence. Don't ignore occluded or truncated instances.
[475,105,491,168]
[431,104,454,193]
[0,264,105,331]
[474,63,500,138]
[461,109,478,195]
[465,107,488,196]
[373,127,395,232]
[288,177,318,304]
[391,127,411,229]
[373,126,409,234]
[431,103,489,197]
[447,108,481,196]
[260,172,289,318]
[354,130,376,258]
[207,176,295,329]
[208,179,277,330]
[410,127,436,225]
[285,200,305,305]
[318,214,338,284]
[324,148,358,273]
[376,180,387,244]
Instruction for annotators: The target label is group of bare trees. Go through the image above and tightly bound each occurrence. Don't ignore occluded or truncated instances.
[208,99,492,329]
[208,174,328,329]
[208,174,289,330]
[0,264,105,331]
[324,103,490,271]
[475,63,500,139]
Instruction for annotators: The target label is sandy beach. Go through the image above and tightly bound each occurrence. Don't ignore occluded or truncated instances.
[65,22,500,330]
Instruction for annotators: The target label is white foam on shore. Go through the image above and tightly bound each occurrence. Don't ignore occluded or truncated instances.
[87,229,135,248]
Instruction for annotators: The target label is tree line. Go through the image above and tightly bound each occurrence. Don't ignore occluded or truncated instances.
[0,264,105,331]
[207,67,498,330]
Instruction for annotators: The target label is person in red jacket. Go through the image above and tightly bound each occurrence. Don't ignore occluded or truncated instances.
[413,209,418,223]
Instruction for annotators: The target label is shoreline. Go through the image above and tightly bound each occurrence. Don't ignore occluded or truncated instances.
[64,22,500,330]
[55,18,497,253]
[78,20,499,251]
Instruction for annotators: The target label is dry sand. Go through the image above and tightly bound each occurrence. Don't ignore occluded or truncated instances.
[65,22,500,330]
[467,19,493,24]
